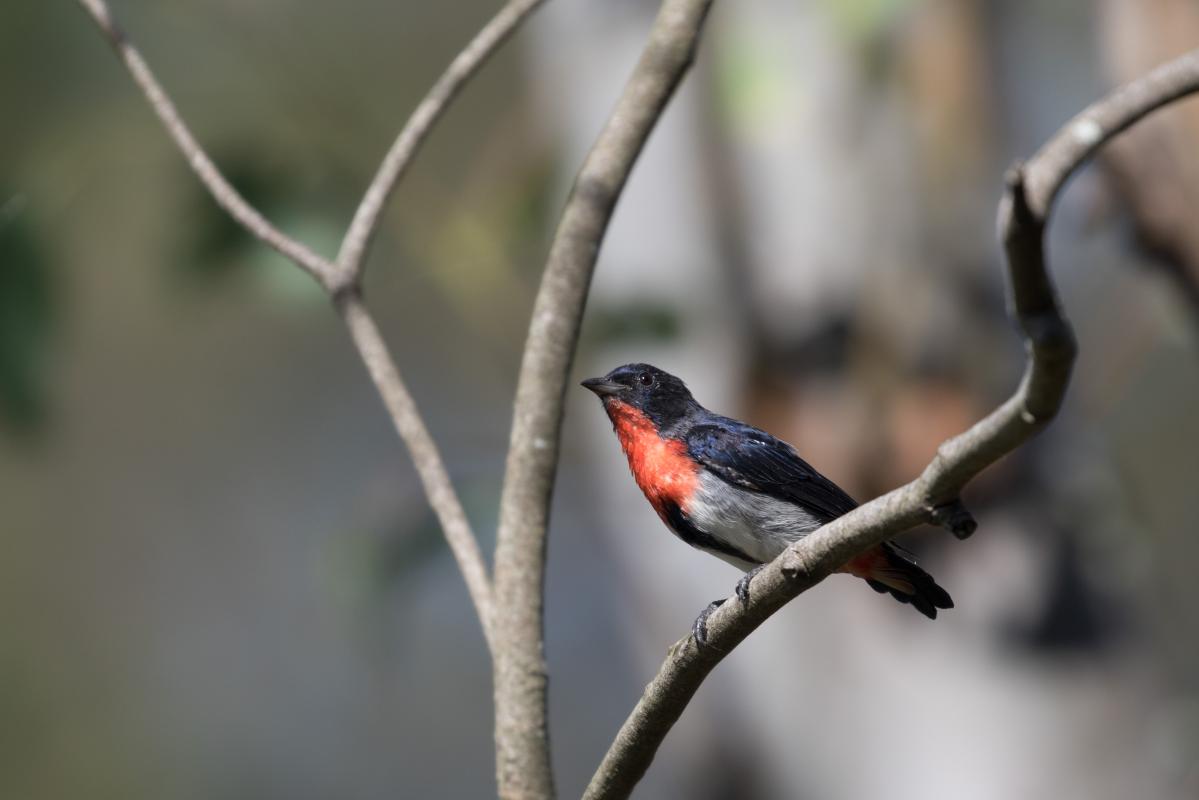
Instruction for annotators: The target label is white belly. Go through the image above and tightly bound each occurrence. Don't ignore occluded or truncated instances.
[685,471,825,568]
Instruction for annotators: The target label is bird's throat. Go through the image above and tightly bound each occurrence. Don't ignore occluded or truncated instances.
[604,400,699,515]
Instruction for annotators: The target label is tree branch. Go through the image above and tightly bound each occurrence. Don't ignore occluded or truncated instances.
[336,288,496,647]
[76,0,339,291]
[583,47,1199,800]
[76,0,506,645]
[490,1,715,797]
[335,0,548,284]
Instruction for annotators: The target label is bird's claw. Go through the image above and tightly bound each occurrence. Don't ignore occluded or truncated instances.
[693,566,767,648]
[736,565,766,604]
[692,599,726,647]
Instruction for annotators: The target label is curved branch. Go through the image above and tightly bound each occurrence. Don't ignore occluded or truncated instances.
[76,0,339,290]
[336,0,548,284]
[491,1,715,797]
[583,47,1199,800]
[1025,50,1199,216]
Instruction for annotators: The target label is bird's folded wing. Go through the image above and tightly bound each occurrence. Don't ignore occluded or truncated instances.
[684,420,859,521]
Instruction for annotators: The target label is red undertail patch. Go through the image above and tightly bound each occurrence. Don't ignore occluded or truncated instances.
[843,546,916,594]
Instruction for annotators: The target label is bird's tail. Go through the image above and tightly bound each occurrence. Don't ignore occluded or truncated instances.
[845,542,954,620]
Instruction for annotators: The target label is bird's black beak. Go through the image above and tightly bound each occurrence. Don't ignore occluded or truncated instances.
[581,377,622,397]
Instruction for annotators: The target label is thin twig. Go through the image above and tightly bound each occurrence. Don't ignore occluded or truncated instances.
[490,1,715,798]
[336,289,496,645]
[583,47,1199,800]
[76,0,500,644]
[76,0,339,290]
[336,0,549,283]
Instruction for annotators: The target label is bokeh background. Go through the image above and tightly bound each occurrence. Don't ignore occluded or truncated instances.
[3,0,1198,798]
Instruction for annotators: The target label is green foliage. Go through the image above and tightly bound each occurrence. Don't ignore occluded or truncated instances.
[816,0,914,42]
[587,302,681,344]
[0,193,55,439]
[175,153,333,308]
[180,156,290,283]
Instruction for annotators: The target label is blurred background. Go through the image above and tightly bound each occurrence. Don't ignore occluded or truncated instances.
[3,0,1198,797]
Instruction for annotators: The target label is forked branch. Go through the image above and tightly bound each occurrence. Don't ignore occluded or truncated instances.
[583,47,1199,800]
[75,0,551,649]
[76,0,338,290]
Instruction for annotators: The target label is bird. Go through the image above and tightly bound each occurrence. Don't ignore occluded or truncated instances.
[581,362,952,643]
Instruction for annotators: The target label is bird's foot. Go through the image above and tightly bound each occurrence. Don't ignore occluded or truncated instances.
[692,599,726,647]
[736,565,766,605]
[929,499,977,540]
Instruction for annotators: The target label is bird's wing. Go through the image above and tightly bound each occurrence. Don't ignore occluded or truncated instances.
[684,420,858,521]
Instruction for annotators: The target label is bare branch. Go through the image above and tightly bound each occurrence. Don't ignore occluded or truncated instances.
[336,0,548,284]
[75,0,339,291]
[583,47,1199,800]
[490,1,715,797]
[1024,50,1199,216]
[336,289,495,645]
[77,0,499,643]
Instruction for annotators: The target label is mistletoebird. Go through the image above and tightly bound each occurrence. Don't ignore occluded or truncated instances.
[582,363,952,642]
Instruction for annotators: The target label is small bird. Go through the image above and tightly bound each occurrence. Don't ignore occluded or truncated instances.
[582,363,952,641]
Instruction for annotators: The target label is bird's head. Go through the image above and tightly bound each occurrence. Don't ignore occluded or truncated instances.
[581,363,697,429]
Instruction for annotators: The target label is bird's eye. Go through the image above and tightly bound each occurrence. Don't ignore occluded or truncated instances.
[638,372,654,386]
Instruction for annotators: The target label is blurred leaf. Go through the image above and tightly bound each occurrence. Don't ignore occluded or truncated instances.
[0,193,55,439]
[421,151,560,336]
[714,34,792,134]
[174,152,330,308]
[816,0,915,42]
[815,0,917,83]
[179,155,289,282]
[509,153,561,252]
[245,211,340,309]
[588,302,681,344]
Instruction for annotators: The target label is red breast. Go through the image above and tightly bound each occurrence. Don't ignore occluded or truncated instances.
[604,400,700,518]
